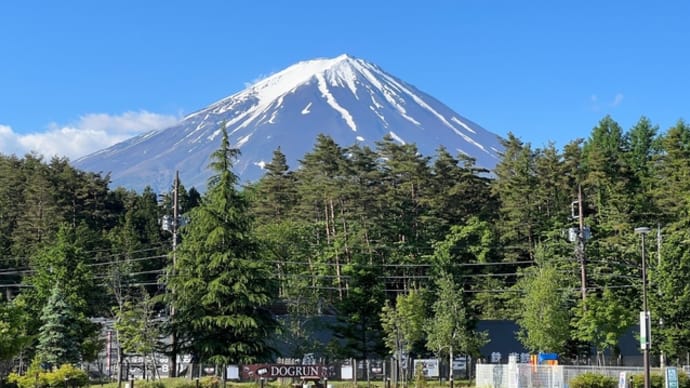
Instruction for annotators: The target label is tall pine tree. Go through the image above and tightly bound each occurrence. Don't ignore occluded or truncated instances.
[168,123,278,364]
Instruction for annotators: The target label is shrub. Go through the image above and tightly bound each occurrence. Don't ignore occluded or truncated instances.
[8,362,88,388]
[164,378,198,388]
[413,365,427,388]
[630,371,690,388]
[135,380,166,388]
[198,376,220,388]
[569,372,616,388]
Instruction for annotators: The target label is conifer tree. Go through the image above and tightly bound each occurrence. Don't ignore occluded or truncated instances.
[492,133,540,261]
[168,123,277,364]
[23,224,101,362]
[251,147,297,224]
[332,259,386,359]
[36,284,81,367]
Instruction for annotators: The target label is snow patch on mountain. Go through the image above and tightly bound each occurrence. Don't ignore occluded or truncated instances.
[301,102,312,115]
[316,73,357,131]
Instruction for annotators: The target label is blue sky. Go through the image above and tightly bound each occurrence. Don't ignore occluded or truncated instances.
[1,1,688,159]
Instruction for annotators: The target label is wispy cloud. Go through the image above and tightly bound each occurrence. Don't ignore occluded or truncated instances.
[589,93,624,111]
[0,111,180,160]
[590,94,600,112]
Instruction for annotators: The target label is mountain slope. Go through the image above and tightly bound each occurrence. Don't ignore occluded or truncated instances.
[75,54,503,192]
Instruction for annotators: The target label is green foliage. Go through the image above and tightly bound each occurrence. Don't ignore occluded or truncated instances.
[568,372,616,388]
[515,264,570,353]
[0,298,32,363]
[629,373,669,388]
[113,289,161,366]
[136,380,167,388]
[6,113,690,367]
[332,260,386,359]
[380,289,426,356]
[36,284,82,366]
[26,224,102,363]
[413,362,428,388]
[572,288,634,365]
[199,376,221,388]
[426,274,487,361]
[167,123,277,364]
[8,361,88,388]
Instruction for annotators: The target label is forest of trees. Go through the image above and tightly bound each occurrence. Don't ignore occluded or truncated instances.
[2,115,690,376]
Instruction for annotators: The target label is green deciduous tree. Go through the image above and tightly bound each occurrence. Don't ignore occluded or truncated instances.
[381,290,426,384]
[571,288,633,365]
[426,274,487,381]
[114,289,161,379]
[515,263,570,353]
[0,298,31,378]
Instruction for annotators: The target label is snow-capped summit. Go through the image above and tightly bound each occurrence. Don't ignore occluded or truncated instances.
[75,54,504,192]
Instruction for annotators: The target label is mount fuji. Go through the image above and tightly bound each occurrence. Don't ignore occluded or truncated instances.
[74,54,504,193]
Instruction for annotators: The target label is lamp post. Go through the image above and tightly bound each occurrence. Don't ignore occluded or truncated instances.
[635,226,651,388]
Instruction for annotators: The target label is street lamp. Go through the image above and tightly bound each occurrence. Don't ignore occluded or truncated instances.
[635,226,651,388]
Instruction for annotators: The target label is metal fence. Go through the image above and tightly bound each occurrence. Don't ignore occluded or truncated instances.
[476,363,656,388]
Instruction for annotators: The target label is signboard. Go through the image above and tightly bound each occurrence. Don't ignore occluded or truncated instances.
[453,356,467,371]
[413,359,439,378]
[640,311,651,349]
[666,367,678,388]
[241,364,335,380]
[341,365,353,380]
[226,365,239,380]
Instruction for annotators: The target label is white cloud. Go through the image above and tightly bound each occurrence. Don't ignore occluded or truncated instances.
[588,95,601,112]
[0,111,180,160]
[588,93,624,112]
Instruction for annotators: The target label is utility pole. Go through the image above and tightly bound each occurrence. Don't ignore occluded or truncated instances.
[635,226,652,388]
[571,185,588,302]
[578,185,587,301]
[657,224,664,368]
[169,171,179,378]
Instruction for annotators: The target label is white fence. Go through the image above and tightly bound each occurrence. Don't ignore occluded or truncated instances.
[476,363,654,388]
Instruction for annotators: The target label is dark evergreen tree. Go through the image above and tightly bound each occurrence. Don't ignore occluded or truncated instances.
[624,117,659,223]
[648,120,690,364]
[168,123,278,364]
[492,133,540,261]
[332,259,386,359]
[294,134,353,301]
[12,154,60,257]
[251,147,297,224]
[581,117,641,304]
[23,224,102,362]
[426,147,496,238]
[36,284,82,367]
